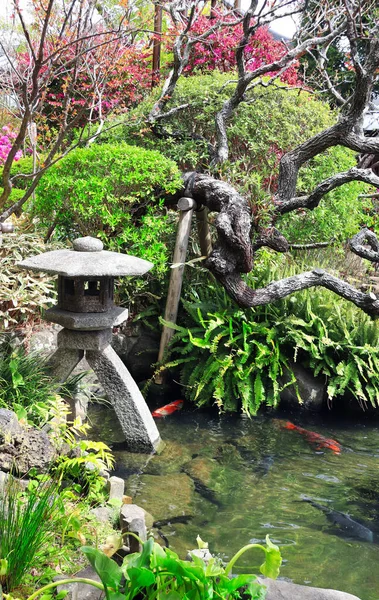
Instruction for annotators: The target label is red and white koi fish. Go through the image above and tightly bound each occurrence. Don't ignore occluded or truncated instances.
[152,400,184,418]
[281,421,341,455]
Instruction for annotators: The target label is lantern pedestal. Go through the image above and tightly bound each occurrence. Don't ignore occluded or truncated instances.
[49,327,161,453]
[18,236,162,453]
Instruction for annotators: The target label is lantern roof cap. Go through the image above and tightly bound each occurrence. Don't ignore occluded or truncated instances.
[18,236,153,278]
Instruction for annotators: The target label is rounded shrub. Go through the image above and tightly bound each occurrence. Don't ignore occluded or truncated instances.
[32,143,183,305]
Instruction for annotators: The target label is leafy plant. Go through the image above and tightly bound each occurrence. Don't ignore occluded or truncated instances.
[0,335,66,427]
[26,535,282,600]
[101,72,371,242]
[160,249,379,414]
[0,233,60,329]
[0,475,62,593]
[160,295,296,415]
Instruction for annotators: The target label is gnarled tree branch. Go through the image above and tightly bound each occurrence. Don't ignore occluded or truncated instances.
[183,172,379,316]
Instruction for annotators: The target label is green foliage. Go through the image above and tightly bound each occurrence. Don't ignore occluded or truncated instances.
[160,284,296,415]
[0,156,35,190]
[33,143,181,235]
[268,255,379,408]
[249,252,379,408]
[32,143,182,305]
[0,475,62,592]
[101,71,337,172]
[279,146,372,243]
[0,233,60,329]
[162,250,379,414]
[0,335,114,500]
[0,335,66,427]
[100,72,370,243]
[31,534,280,600]
[53,421,114,502]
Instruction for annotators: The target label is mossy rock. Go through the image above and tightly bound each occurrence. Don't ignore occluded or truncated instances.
[129,473,195,521]
[144,441,193,475]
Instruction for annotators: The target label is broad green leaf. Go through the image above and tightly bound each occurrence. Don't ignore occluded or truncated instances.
[197,535,208,549]
[259,536,282,579]
[81,546,122,590]
[126,566,155,589]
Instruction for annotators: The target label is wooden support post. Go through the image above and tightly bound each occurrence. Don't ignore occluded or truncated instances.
[152,2,162,87]
[155,197,196,383]
[196,207,212,258]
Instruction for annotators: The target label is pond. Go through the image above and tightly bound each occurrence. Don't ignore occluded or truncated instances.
[89,405,379,600]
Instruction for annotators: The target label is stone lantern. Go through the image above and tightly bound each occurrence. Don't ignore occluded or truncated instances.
[18,236,161,453]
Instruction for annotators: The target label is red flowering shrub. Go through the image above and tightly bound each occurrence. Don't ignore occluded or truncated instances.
[17,38,151,129]
[181,14,300,85]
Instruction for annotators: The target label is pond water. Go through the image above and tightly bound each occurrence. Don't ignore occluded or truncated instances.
[89,405,379,600]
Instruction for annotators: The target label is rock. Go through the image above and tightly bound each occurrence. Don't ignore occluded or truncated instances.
[257,578,361,600]
[0,409,55,475]
[28,323,61,355]
[130,473,195,521]
[0,409,22,436]
[112,325,160,382]
[108,476,125,501]
[144,441,193,475]
[279,362,326,412]
[0,470,7,494]
[120,503,147,552]
[90,506,114,523]
[55,566,103,600]
[142,509,154,530]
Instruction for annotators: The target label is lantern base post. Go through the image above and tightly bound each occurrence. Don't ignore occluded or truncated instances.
[49,328,162,453]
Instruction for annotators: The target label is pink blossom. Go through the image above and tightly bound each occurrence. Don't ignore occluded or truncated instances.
[0,124,23,166]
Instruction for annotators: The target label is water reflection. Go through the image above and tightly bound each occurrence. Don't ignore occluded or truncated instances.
[88,406,379,600]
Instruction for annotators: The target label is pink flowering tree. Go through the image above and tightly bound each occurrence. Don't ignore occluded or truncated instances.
[0,0,150,221]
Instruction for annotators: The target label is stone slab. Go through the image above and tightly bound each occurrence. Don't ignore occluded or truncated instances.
[55,566,103,600]
[120,503,147,553]
[258,578,361,600]
[49,347,84,382]
[57,328,112,350]
[45,306,129,330]
[108,476,125,501]
[18,248,153,277]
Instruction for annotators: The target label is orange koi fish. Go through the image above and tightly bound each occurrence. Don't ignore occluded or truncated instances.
[152,400,184,418]
[282,421,341,455]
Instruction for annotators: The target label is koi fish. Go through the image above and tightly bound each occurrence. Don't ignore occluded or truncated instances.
[302,498,374,543]
[282,421,341,454]
[151,400,184,418]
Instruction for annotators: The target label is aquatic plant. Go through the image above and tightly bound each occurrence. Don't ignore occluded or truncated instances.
[25,535,281,600]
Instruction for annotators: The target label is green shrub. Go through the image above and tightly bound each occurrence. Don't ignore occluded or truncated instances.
[32,143,182,306]
[0,156,35,189]
[162,250,379,414]
[279,146,373,243]
[161,284,297,416]
[0,334,76,427]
